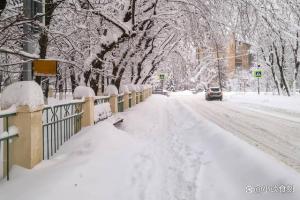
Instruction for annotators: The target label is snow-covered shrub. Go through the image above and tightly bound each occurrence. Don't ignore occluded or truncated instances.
[73,86,95,99]
[0,81,44,110]
[104,85,118,96]
[94,103,112,122]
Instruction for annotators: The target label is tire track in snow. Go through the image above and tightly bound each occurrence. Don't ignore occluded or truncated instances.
[177,95,300,172]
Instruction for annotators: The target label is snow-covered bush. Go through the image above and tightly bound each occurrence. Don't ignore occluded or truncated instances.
[94,103,112,122]
[73,86,95,99]
[104,85,118,96]
[0,81,44,110]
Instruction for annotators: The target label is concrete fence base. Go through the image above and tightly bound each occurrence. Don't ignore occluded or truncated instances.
[5,105,44,171]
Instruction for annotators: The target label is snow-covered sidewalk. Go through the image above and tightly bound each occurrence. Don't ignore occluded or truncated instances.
[0,95,300,200]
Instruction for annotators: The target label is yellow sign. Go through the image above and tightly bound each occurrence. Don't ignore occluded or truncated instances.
[33,59,58,77]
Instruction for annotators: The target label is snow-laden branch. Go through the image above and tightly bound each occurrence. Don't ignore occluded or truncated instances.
[0,47,39,59]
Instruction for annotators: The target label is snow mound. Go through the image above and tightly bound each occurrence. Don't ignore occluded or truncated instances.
[73,86,95,99]
[135,85,142,92]
[94,102,112,122]
[145,84,152,89]
[104,85,118,96]
[119,85,130,94]
[127,84,136,92]
[1,81,44,110]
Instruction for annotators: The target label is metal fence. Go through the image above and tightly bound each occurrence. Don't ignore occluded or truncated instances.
[118,94,124,112]
[140,92,143,102]
[136,92,139,104]
[129,93,132,108]
[94,96,110,106]
[42,101,84,160]
[0,112,18,181]
[94,96,111,124]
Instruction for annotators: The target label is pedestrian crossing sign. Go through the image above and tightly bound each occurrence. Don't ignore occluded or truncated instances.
[159,74,166,80]
[253,69,262,78]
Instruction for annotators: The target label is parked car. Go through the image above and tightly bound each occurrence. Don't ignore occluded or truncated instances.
[153,88,169,96]
[205,87,223,101]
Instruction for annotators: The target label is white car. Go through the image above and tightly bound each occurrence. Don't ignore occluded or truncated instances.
[205,87,223,101]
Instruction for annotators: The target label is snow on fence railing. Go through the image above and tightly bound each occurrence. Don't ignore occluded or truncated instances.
[94,96,112,124]
[94,96,110,105]
[0,108,18,181]
[42,100,85,160]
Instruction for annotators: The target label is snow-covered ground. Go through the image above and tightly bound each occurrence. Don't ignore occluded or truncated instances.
[1,94,300,200]
[225,92,300,114]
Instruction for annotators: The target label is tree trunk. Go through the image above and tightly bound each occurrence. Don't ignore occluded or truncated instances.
[273,42,290,96]
[0,0,6,16]
[70,67,77,93]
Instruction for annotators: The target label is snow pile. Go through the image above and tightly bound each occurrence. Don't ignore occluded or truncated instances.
[135,85,142,92]
[0,81,44,110]
[94,102,112,122]
[104,85,118,96]
[119,85,130,94]
[73,86,95,99]
[225,92,300,113]
[127,84,136,92]
[144,84,152,89]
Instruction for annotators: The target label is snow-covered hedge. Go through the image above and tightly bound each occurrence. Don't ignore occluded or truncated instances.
[73,86,95,99]
[104,85,118,96]
[94,103,112,122]
[119,85,130,94]
[1,81,44,110]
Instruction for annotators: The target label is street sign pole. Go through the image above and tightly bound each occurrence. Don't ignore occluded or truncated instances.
[253,66,262,95]
[258,78,260,95]
[22,0,33,81]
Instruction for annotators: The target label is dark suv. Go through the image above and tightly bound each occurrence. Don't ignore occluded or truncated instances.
[205,87,223,101]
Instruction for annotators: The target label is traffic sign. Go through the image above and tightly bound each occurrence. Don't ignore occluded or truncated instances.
[159,74,166,80]
[33,59,58,77]
[253,69,262,78]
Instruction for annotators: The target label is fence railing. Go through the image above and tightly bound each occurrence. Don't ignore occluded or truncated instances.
[94,96,110,105]
[0,111,18,181]
[140,92,143,102]
[129,93,132,108]
[118,94,124,112]
[136,92,139,103]
[42,101,84,160]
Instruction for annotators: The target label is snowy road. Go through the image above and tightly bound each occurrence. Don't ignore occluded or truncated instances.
[121,94,300,200]
[177,93,300,172]
[1,93,300,200]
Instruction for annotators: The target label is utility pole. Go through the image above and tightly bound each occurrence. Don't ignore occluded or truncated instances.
[22,0,34,81]
[22,0,45,81]
[257,78,260,95]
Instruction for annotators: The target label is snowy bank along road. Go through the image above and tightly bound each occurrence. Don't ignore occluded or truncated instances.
[177,92,300,173]
[1,94,300,200]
